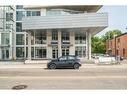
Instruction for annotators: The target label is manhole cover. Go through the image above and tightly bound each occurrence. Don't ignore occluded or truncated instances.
[12,85,27,90]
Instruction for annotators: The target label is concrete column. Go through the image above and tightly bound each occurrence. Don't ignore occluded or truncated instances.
[24,33,26,58]
[87,31,91,60]
[69,31,75,55]
[12,32,16,60]
[58,29,62,57]
[28,31,31,60]
[0,33,1,59]
[9,32,12,59]
[47,29,52,59]
[86,32,88,59]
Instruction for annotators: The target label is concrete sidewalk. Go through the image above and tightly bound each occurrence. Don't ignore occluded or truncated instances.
[0,63,127,69]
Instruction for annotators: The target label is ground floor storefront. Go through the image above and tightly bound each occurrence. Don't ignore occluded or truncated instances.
[0,28,92,60]
[26,29,91,60]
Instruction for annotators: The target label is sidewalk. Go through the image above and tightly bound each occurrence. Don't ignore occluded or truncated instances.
[0,63,127,69]
[0,59,126,69]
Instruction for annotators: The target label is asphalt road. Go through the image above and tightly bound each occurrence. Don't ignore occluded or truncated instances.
[0,64,127,89]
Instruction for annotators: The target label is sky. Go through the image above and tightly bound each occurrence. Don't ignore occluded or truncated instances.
[96,5,127,37]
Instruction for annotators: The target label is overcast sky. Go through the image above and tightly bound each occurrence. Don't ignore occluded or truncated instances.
[96,5,127,37]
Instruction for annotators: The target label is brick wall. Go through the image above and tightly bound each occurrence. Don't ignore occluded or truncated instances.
[106,33,127,58]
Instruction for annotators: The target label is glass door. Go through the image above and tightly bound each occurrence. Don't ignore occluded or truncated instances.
[62,46,69,56]
[35,47,46,58]
[1,48,9,60]
[52,46,58,59]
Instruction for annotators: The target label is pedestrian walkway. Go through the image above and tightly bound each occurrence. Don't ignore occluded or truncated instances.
[0,63,127,69]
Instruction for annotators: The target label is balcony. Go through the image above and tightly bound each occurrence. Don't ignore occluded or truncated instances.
[22,13,108,30]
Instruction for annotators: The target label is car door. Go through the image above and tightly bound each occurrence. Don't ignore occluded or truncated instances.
[66,56,75,67]
[58,56,67,67]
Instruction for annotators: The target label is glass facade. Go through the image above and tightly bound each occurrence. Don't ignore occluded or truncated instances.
[62,31,69,41]
[26,11,40,17]
[75,33,86,44]
[16,22,22,32]
[16,47,24,58]
[62,46,69,56]
[16,11,25,21]
[46,9,84,16]
[52,30,58,41]
[16,5,23,9]
[6,13,13,21]
[75,46,86,57]
[1,33,10,45]
[52,46,58,59]
[16,34,25,45]
[1,47,9,59]
[35,47,46,58]
[35,32,46,44]
[6,24,13,29]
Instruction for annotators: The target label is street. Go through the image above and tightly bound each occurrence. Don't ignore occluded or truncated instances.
[0,64,127,89]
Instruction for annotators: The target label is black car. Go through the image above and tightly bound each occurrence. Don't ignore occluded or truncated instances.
[47,55,81,69]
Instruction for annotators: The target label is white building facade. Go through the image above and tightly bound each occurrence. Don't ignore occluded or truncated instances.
[0,6,15,60]
[0,5,108,60]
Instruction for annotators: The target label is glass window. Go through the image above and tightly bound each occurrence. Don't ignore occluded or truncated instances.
[32,11,40,16]
[59,56,67,61]
[6,13,13,21]
[16,11,25,21]
[6,24,13,29]
[16,34,25,45]
[16,5,23,9]
[27,11,40,17]
[1,33,10,45]
[75,46,86,57]
[16,22,22,32]
[75,33,86,44]
[27,11,31,16]
[35,47,46,58]
[35,32,46,44]
[16,47,24,58]
[62,31,69,41]
[52,30,58,40]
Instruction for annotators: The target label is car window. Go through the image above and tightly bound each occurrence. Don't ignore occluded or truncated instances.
[59,56,67,61]
[68,56,75,60]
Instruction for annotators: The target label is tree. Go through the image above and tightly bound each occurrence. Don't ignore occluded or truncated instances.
[91,36,106,54]
[91,29,122,54]
[102,29,122,42]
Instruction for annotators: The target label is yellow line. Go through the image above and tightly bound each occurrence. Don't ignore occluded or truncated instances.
[0,76,127,79]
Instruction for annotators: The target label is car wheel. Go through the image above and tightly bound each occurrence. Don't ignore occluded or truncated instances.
[73,64,80,69]
[49,64,56,69]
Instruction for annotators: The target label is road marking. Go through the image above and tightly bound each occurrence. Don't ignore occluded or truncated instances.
[0,76,127,79]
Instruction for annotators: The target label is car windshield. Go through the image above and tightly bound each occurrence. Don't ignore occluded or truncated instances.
[59,56,67,60]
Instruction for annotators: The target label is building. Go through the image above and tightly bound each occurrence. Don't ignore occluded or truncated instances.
[0,6,15,60]
[0,5,108,61]
[106,32,127,58]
